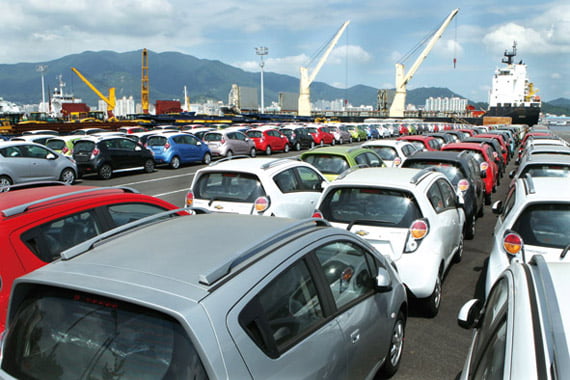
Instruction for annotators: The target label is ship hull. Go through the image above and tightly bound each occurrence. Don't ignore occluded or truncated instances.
[485,105,540,126]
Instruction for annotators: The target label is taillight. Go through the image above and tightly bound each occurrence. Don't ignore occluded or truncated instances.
[62,147,69,154]
[185,190,194,207]
[90,147,100,160]
[410,219,429,239]
[220,138,226,144]
[457,179,470,192]
[393,157,402,167]
[254,196,270,213]
[164,142,171,150]
[312,210,324,218]
[480,161,489,171]
[493,151,498,159]
[503,232,523,256]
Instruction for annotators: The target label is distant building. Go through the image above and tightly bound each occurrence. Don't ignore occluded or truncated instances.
[115,96,136,117]
[425,96,467,112]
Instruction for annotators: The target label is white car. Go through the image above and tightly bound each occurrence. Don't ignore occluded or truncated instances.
[361,139,421,167]
[457,255,570,380]
[485,175,570,296]
[186,157,328,219]
[508,153,570,186]
[314,167,465,316]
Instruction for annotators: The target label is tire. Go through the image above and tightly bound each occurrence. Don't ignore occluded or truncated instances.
[0,175,13,192]
[484,193,492,205]
[319,140,324,147]
[423,275,441,318]
[379,311,406,378]
[331,139,335,146]
[454,233,464,263]
[202,152,212,165]
[249,147,256,157]
[477,204,484,218]
[144,159,155,173]
[465,214,476,240]
[295,142,301,151]
[265,146,272,155]
[284,144,290,153]
[98,164,113,180]
[226,150,233,158]
[310,141,316,149]
[59,168,76,184]
[349,137,353,143]
[339,138,343,145]
[170,156,181,169]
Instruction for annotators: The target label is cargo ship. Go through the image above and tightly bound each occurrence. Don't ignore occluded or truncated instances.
[485,42,541,125]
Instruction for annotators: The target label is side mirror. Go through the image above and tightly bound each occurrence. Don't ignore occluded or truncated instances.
[197,141,202,146]
[457,299,483,329]
[46,153,56,160]
[375,267,393,292]
[492,200,503,214]
[135,146,142,151]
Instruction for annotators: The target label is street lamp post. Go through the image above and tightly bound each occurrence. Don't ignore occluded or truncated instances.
[255,46,268,113]
[36,65,48,113]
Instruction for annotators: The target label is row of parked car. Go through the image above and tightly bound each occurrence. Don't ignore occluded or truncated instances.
[0,123,568,379]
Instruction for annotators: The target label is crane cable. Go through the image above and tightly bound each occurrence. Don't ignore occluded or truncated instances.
[453,16,458,68]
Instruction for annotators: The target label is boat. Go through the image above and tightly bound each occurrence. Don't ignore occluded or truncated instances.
[485,42,541,125]
[49,74,85,118]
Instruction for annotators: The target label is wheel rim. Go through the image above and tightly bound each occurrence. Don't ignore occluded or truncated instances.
[100,165,112,179]
[227,151,233,157]
[389,319,405,367]
[203,153,211,164]
[250,148,256,157]
[295,142,301,151]
[171,157,180,168]
[284,144,290,153]
[433,277,441,309]
[61,169,75,184]
[0,177,12,191]
[145,160,154,172]
[266,146,271,155]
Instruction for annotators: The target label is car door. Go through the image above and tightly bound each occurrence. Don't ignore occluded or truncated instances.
[21,144,58,181]
[0,145,30,182]
[433,178,463,262]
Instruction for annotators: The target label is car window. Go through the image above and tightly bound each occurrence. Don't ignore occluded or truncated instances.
[427,182,445,213]
[147,136,168,147]
[364,152,383,167]
[107,203,171,227]
[234,132,247,141]
[511,203,570,249]
[46,139,65,151]
[1,287,208,380]
[320,187,421,227]
[371,146,398,161]
[203,133,221,142]
[520,164,570,178]
[239,259,325,357]
[314,241,375,309]
[194,172,266,202]
[0,146,24,157]
[302,155,349,175]
[296,166,324,191]
[274,169,300,193]
[437,178,457,209]
[22,145,52,159]
[247,130,263,138]
[405,161,466,185]
[21,210,101,263]
[73,140,96,153]
[501,186,517,219]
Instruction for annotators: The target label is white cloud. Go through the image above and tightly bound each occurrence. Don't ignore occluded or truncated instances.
[329,45,372,64]
[551,72,561,79]
[234,54,309,77]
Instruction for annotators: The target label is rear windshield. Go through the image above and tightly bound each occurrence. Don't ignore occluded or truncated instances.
[203,133,222,142]
[146,136,168,147]
[73,140,96,152]
[46,139,66,151]
[319,187,422,227]
[404,161,467,185]
[520,164,570,178]
[2,287,208,380]
[194,172,265,202]
[246,130,263,138]
[511,203,570,249]
[302,154,349,175]
[369,146,398,161]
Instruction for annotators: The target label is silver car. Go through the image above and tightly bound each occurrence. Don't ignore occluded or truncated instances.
[0,141,77,189]
[203,129,256,157]
[1,213,408,379]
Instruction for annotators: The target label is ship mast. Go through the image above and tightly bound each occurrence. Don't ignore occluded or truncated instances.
[501,41,517,65]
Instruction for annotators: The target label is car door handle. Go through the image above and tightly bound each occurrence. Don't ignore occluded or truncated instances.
[350,329,360,344]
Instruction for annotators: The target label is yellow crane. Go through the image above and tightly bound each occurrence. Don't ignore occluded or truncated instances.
[141,49,149,114]
[71,67,116,120]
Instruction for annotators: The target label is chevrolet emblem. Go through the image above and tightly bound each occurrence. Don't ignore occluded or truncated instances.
[214,205,224,210]
[355,230,369,236]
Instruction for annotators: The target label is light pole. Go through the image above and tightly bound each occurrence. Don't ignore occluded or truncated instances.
[36,65,48,113]
[255,46,268,113]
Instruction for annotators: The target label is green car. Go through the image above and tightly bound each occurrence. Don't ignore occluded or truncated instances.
[345,124,369,142]
[300,146,386,181]
[46,135,83,157]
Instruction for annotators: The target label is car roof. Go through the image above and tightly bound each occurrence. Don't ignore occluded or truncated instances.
[519,154,570,165]
[403,150,472,163]
[331,167,441,190]
[301,146,372,155]
[361,140,409,148]
[199,157,308,175]
[21,215,326,303]
[515,176,570,201]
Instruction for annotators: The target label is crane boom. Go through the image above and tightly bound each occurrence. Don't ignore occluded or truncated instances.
[141,49,149,114]
[71,67,116,119]
[298,20,350,117]
[389,8,459,117]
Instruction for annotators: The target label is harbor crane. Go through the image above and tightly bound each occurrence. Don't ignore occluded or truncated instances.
[141,48,149,114]
[298,20,350,117]
[71,67,116,119]
[389,8,459,117]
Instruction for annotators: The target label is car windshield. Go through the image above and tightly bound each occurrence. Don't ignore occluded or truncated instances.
[520,164,570,178]
[73,140,96,152]
[320,187,422,227]
[306,127,318,133]
[46,139,65,151]
[511,203,570,249]
[405,161,466,184]
[146,136,168,147]
[203,133,222,142]
[246,130,263,138]
[302,154,349,175]
[369,146,397,160]
[1,287,207,380]
[194,171,266,202]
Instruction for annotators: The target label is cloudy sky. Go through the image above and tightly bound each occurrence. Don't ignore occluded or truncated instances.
[1,0,568,102]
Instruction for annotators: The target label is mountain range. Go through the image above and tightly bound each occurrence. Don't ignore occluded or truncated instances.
[0,49,568,115]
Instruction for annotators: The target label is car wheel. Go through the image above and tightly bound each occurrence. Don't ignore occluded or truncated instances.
[202,152,212,165]
[477,204,484,217]
[320,140,324,147]
[170,156,181,169]
[295,142,301,151]
[249,147,256,157]
[265,146,272,155]
[59,168,76,184]
[310,141,316,149]
[144,159,155,173]
[331,139,335,146]
[380,311,406,377]
[465,214,476,240]
[349,137,353,143]
[98,164,113,180]
[284,144,290,153]
[357,136,361,142]
[226,150,233,158]
[484,193,492,205]
[454,233,464,263]
[0,175,13,192]
[423,275,441,317]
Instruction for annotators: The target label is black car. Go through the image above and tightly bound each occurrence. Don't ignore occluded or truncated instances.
[401,150,485,239]
[279,126,315,151]
[73,136,155,179]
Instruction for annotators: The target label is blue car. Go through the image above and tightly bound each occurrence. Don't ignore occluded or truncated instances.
[364,125,380,140]
[146,132,212,169]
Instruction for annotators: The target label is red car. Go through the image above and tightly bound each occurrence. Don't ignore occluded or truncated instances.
[0,182,181,332]
[475,133,509,164]
[516,132,553,162]
[306,125,335,146]
[245,128,290,155]
[397,135,442,151]
[442,142,499,204]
